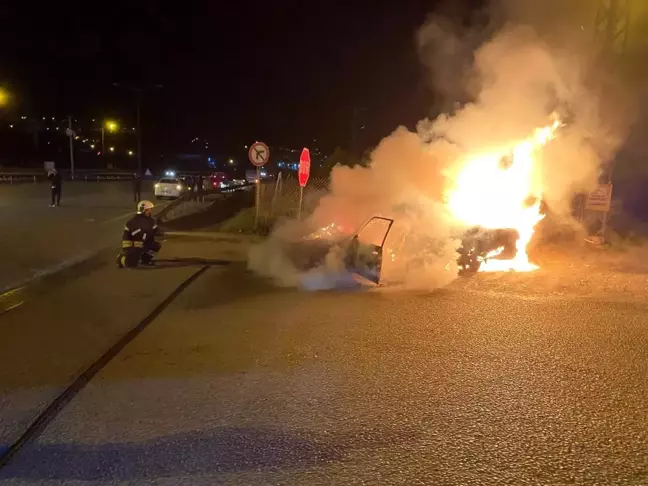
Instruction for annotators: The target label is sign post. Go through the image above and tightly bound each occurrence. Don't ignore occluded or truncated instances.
[248,141,270,230]
[298,148,311,220]
[584,183,613,244]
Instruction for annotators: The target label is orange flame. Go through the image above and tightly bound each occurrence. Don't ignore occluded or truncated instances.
[446,118,561,272]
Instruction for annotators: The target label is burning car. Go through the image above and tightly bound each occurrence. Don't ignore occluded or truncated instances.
[279,114,564,286]
[285,217,522,286]
[456,227,520,274]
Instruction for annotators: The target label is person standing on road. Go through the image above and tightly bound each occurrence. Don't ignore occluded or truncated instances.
[48,169,62,207]
[132,172,142,203]
[195,174,204,202]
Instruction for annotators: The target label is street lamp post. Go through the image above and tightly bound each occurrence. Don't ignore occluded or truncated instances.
[67,116,75,179]
[113,83,162,175]
[136,96,142,174]
[100,120,118,167]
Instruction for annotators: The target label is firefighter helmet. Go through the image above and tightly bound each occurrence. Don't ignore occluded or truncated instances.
[137,200,155,214]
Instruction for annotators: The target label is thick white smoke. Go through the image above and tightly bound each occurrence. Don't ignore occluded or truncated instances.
[426,24,622,217]
[248,3,630,291]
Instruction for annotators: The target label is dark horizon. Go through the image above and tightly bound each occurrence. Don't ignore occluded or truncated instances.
[0,0,490,159]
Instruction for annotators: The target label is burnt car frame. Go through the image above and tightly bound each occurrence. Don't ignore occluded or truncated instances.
[292,217,520,285]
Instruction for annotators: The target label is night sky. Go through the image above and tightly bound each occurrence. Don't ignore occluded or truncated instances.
[0,1,485,155]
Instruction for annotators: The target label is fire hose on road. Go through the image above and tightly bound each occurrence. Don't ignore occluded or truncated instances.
[0,265,213,470]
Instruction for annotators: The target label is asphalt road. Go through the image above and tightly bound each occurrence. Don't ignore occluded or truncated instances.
[0,260,646,485]
[0,181,154,291]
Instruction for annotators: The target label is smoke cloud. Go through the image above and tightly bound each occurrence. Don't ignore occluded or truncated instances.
[248,0,633,291]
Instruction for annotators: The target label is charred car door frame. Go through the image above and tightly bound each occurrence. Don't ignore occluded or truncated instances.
[343,217,394,285]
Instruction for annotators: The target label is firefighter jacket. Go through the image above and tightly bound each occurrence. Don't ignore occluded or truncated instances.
[121,213,159,250]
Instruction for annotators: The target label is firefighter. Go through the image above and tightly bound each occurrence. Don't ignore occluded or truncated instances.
[117,200,162,268]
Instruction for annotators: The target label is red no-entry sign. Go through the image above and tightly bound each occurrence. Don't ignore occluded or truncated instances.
[298,147,311,187]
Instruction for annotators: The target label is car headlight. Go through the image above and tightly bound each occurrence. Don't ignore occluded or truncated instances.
[176,185,182,190]
[154,183,159,188]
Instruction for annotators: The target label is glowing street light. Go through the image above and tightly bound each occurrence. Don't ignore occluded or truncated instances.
[128,150,134,156]
[105,120,119,132]
[0,88,10,107]
[109,146,115,152]
[101,120,119,158]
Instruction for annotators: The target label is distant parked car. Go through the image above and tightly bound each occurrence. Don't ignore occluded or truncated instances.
[154,177,191,199]
[209,172,229,190]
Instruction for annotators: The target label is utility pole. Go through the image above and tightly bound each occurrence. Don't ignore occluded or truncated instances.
[113,83,162,175]
[67,116,75,180]
[136,95,142,175]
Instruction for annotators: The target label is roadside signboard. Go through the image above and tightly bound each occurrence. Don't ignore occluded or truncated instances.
[248,141,270,167]
[249,141,269,230]
[586,183,613,212]
[298,147,311,187]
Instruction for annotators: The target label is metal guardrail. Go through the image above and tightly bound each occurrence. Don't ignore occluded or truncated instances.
[0,172,142,184]
[0,175,40,184]
[0,171,255,185]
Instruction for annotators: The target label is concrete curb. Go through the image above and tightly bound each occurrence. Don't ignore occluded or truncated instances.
[164,231,263,243]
